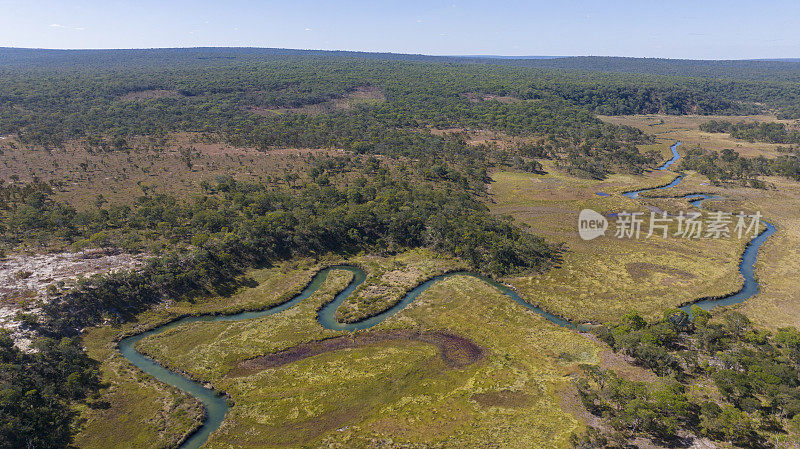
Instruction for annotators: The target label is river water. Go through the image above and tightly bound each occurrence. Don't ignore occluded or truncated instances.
[117,141,775,448]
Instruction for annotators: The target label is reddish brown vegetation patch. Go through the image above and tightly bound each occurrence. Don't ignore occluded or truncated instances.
[228,329,485,377]
[428,127,541,150]
[345,85,385,101]
[246,104,328,117]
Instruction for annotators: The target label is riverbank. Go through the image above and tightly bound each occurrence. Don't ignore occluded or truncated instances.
[88,256,597,448]
[77,142,791,448]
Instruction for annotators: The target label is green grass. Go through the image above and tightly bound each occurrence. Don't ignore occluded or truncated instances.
[75,258,333,449]
[78,254,601,448]
[598,115,800,330]
[333,249,468,323]
[490,162,749,323]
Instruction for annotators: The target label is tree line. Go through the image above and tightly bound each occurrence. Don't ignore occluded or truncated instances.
[679,147,800,186]
[700,120,800,145]
[0,159,559,337]
[1,51,791,158]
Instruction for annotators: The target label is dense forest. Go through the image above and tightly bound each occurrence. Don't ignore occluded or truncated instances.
[2,49,799,150]
[4,49,800,448]
[0,55,667,178]
[3,48,800,122]
[1,157,557,337]
[3,48,800,79]
[0,331,99,448]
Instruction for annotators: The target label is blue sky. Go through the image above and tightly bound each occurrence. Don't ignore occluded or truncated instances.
[1,0,798,59]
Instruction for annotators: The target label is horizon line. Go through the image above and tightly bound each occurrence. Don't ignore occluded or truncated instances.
[1,46,799,63]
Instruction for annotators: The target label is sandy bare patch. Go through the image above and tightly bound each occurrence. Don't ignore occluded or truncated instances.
[0,249,145,349]
[0,249,145,303]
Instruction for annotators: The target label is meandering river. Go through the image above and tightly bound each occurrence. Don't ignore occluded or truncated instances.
[619,142,777,312]
[117,141,775,448]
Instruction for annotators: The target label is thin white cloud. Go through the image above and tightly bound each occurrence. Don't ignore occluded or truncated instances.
[74,27,85,31]
[305,27,312,31]
[49,23,65,28]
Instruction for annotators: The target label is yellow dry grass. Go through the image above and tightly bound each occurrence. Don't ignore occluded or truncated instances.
[491,161,748,323]
[77,254,608,449]
[592,115,800,330]
[0,133,347,209]
[599,114,796,158]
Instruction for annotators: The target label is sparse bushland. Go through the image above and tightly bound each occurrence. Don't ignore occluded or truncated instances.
[5,49,800,448]
[700,119,800,145]
[679,147,800,185]
[574,308,800,447]
[14,159,557,338]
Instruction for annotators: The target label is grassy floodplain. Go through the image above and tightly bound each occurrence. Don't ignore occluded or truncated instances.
[668,175,800,330]
[76,258,326,448]
[599,114,794,158]
[77,251,604,448]
[491,160,748,323]
[597,114,800,329]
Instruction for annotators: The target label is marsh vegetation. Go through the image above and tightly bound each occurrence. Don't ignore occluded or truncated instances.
[1,49,800,448]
